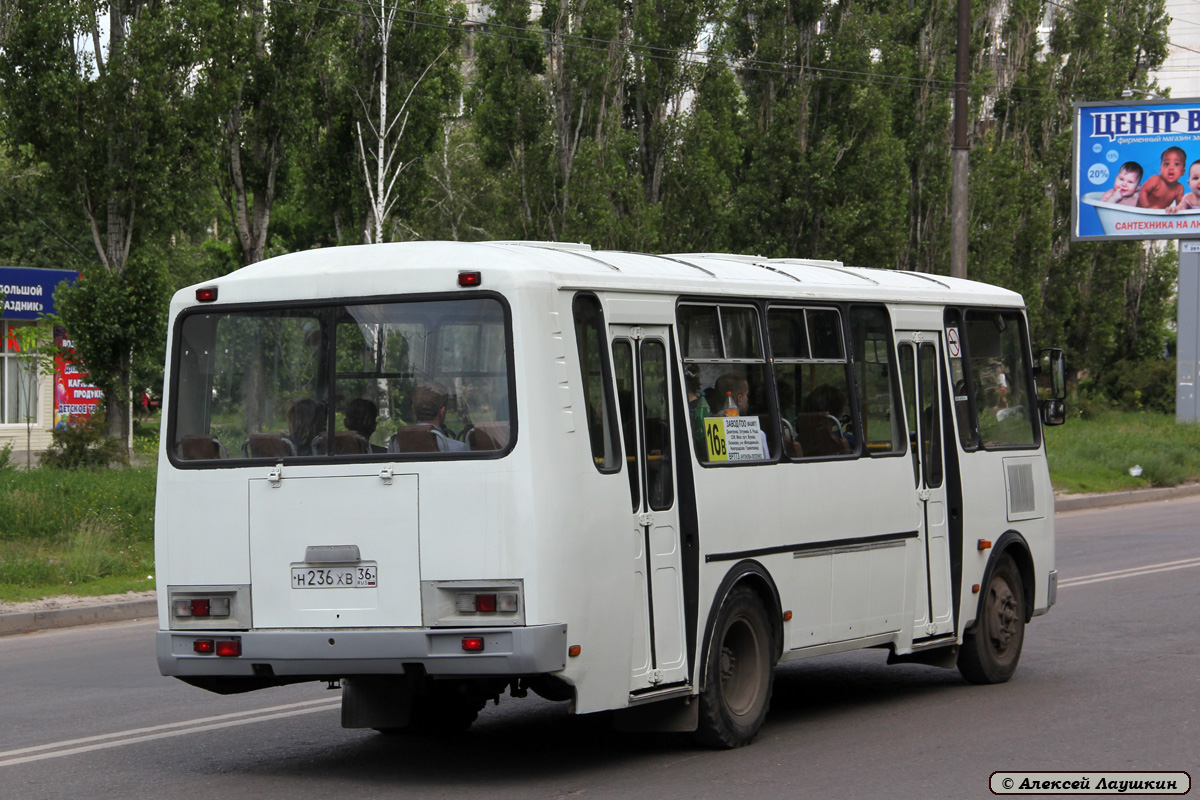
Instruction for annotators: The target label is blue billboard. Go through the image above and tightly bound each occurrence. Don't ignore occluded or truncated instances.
[0,266,78,319]
[1073,98,1200,241]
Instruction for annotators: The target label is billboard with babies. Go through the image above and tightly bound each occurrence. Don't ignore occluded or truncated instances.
[1073,98,1200,241]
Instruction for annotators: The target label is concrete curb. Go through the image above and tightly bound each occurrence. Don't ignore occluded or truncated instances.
[1054,482,1200,512]
[2,484,1198,637]
[0,598,156,637]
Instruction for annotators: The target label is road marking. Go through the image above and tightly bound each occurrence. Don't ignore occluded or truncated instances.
[1059,556,1200,588]
[0,697,341,768]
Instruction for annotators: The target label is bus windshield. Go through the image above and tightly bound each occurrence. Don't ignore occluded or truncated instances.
[170,296,512,462]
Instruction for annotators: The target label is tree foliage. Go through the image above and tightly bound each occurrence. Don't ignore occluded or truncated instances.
[0,0,1181,403]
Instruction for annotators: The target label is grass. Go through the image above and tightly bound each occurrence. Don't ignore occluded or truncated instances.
[0,412,1196,603]
[1045,411,1200,494]
[0,465,157,603]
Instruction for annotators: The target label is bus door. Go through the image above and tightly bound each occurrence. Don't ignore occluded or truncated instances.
[610,325,690,692]
[897,333,955,638]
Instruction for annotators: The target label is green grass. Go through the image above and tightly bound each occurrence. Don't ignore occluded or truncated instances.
[1045,411,1200,494]
[0,465,157,603]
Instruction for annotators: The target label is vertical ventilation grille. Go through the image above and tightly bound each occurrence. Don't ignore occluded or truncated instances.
[1007,463,1036,514]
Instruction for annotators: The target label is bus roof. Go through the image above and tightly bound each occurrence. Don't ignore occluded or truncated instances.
[173,240,1026,310]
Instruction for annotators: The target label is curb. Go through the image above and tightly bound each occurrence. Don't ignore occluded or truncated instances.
[1054,482,1200,512]
[3,484,1198,638]
[0,598,157,638]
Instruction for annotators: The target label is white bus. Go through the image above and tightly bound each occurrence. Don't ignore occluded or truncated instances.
[156,241,1065,747]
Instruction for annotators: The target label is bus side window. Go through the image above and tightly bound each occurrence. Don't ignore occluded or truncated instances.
[572,294,621,472]
[768,305,855,460]
[848,305,903,455]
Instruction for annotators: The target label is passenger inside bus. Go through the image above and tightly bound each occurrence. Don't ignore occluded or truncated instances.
[796,384,852,457]
[286,398,326,456]
[389,382,468,453]
[715,373,770,456]
[343,398,387,453]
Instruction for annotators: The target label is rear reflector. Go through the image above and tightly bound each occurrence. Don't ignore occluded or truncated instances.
[215,640,241,657]
[193,639,215,654]
[461,637,485,652]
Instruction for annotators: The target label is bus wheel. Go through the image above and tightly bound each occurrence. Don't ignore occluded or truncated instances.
[958,554,1025,685]
[694,585,774,749]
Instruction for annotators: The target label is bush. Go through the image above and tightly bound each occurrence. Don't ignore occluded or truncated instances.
[40,416,125,470]
[0,440,13,470]
[1081,358,1176,415]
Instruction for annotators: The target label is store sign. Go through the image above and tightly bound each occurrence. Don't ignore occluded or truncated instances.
[0,266,77,319]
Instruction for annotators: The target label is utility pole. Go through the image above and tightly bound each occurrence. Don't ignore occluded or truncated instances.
[950,0,969,280]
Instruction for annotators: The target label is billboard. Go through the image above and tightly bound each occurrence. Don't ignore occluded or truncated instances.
[1073,99,1200,241]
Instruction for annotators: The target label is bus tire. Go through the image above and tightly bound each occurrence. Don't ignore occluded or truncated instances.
[958,554,1025,685]
[694,584,774,749]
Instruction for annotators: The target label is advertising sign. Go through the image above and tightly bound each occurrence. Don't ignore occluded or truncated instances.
[53,333,102,425]
[1073,99,1200,241]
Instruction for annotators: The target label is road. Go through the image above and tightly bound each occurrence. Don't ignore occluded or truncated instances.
[2,497,1198,799]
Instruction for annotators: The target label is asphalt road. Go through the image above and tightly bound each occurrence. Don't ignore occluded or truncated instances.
[2,498,1198,799]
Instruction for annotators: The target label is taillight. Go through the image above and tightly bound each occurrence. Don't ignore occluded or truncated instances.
[173,595,231,618]
[193,639,215,654]
[215,640,241,657]
[461,637,485,652]
[456,592,519,613]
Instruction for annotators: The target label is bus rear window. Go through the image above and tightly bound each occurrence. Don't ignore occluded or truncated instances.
[170,296,513,463]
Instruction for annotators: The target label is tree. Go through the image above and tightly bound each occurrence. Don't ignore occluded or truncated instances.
[0,0,215,449]
[200,0,326,266]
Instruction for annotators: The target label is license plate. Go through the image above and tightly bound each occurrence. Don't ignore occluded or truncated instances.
[291,565,378,589]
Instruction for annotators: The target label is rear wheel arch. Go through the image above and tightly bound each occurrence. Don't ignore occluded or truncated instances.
[698,560,783,689]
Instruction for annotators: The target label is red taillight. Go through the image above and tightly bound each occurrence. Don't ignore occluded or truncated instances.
[196,286,218,302]
[458,271,482,287]
[475,593,497,612]
[193,639,215,654]
[215,640,241,657]
[190,598,211,617]
[461,637,485,652]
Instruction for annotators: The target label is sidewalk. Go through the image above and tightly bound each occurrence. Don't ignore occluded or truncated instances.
[3,483,1199,638]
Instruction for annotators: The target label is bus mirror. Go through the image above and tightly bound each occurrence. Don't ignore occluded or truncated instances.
[1036,348,1066,401]
[1040,398,1065,426]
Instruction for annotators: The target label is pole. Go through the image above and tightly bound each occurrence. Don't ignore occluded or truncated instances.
[950,0,969,280]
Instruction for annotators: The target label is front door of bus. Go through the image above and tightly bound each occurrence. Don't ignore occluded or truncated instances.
[897,334,955,638]
[611,326,690,692]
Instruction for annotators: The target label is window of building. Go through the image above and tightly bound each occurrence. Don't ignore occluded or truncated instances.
[1,321,37,425]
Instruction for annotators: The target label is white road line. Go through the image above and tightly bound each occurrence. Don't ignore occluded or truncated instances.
[0,699,341,768]
[1059,557,1200,588]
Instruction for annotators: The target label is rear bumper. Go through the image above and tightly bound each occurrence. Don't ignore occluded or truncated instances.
[157,623,568,678]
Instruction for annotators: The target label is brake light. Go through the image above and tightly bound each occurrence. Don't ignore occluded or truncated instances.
[461,637,485,652]
[458,271,482,287]
[196,286,218,302]
[190,599,211,617]
[456,592,518,613]
[215,640,241,657]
